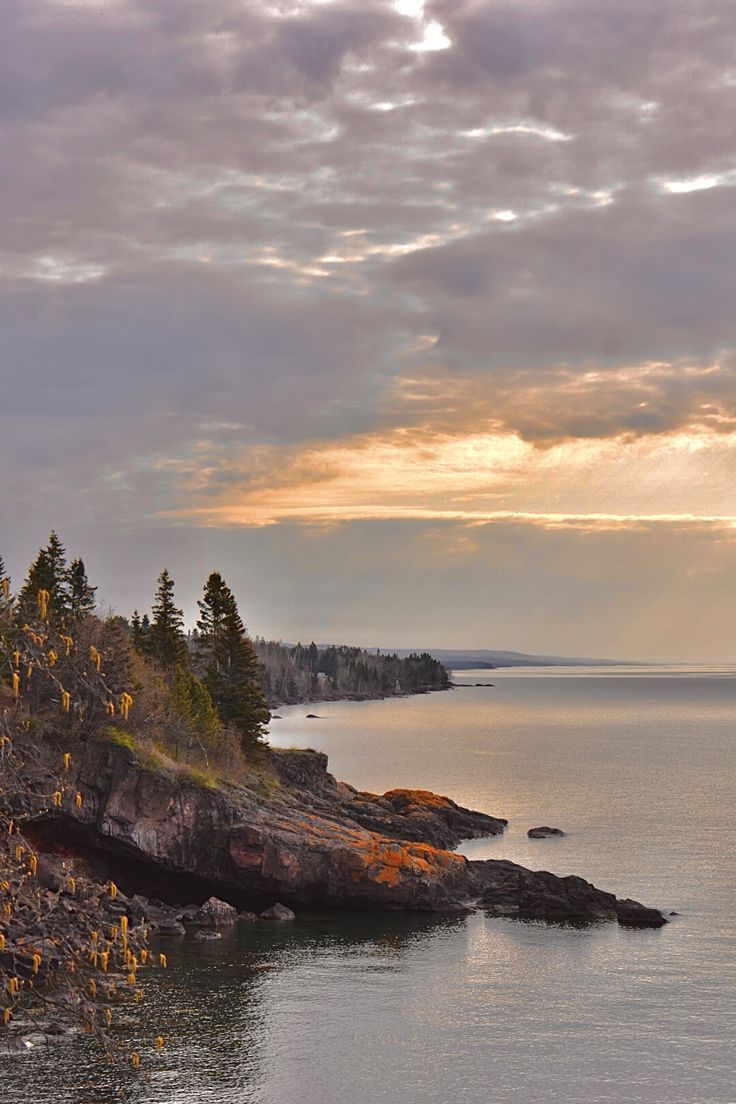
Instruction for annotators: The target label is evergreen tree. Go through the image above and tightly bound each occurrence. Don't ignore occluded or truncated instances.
[148,570,187,668]
[0,554,9,605]
[17,531,70,626]
[67,557,97,622]
[196,572,269,747]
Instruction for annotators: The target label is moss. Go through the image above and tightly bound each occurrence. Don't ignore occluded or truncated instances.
[99,725,137,751]
[176,764,219,791]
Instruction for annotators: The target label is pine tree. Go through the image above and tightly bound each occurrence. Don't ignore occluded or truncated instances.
[17,531,70,626]
[66,557,97,622]
[0,554,9,607]
[196,572,269,748]
[148,570,187,668]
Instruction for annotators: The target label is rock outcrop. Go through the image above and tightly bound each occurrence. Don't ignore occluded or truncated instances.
[18,735,666,927]
[527,826,565,838]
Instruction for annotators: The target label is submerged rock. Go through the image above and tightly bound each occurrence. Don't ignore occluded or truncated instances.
[527,826,565,838]
[260,903,295,921]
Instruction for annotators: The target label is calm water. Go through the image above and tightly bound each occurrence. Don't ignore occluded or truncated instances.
[6,668,736,1103]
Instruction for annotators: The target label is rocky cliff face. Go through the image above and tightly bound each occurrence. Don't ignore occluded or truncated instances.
[20,737,666,927]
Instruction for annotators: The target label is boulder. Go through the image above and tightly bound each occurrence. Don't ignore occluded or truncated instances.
[195,930,222,941]
[527,826,565,838]
[260,903,295,921]
[237,911,258,923]
[192,897,238,927]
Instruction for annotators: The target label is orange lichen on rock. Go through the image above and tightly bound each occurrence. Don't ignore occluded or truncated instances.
[341,833,463,890]
[382,789,453,810]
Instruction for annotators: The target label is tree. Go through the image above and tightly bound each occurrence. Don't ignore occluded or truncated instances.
[17,532,70,627]
[67,558,97,622]
[148,571,186,669]
[196,573,269,748]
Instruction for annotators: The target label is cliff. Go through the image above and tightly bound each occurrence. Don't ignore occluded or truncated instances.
[18,734,666,927]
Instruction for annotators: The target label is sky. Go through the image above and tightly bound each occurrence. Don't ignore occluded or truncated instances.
[2,0,736,661]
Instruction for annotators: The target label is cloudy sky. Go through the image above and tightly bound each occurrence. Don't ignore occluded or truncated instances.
[2,0,736,660]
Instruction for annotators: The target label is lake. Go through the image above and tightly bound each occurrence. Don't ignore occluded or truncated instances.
[6,668,736,1103]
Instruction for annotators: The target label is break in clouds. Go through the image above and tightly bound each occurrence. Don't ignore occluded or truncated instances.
[3,0,736,656]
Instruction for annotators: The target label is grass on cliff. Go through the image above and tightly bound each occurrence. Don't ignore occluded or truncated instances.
[98,725,277,795]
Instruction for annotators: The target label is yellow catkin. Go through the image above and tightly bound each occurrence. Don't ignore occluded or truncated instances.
[68,877,76,894]
[11,672,20,699]
[61,635,73,656]
[2,1009,11,1025]
[120,915,128,936]
[8,978,19,995]
[74,792,83,808]
[108,882,118,900]
[14,845,23,861]
[63,752,71,770]
[1,578,9,598]
[89,979,97,998]
[37,589,50,620]
[155,1035,165,1050]
[28,854,37,876]
[47,649,58,667]
[106,700,115,716]
[0,934,5,951]
[140,948,148,965]
[158,953,167,968]
[52,791,62,808]
[134,988,144,1003]
[105,1008,112,1026]
[131,1053,141,1068]
[32,954,42,975]
[100,951,109,973]
[89,646,102,671]
[61,690,71,712]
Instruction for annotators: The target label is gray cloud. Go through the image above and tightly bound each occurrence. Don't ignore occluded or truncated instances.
[3,0,736,656]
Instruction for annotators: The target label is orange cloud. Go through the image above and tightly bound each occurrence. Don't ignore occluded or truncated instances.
[157,421,736,532]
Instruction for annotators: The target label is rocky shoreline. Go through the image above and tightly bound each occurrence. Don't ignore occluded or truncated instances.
[15,734,667,929]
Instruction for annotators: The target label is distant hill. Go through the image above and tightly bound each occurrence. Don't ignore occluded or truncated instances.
[387,648,625,670]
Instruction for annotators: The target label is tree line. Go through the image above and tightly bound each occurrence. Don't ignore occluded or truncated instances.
[254,639,450,706]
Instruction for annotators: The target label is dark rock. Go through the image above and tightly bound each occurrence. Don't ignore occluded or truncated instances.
[176,905,202,923]
[260,903,295,921]
[191,897,238,927]
[305,714,320,719]
[154,919,186,936]
[615,898,669,928]
[470,860,666,927]
[237,911,258,923]
[527,826,566,838]
[195,930,222,941]
[669,911,680,916]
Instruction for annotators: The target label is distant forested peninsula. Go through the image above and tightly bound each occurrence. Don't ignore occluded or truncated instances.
[251,639,450,707]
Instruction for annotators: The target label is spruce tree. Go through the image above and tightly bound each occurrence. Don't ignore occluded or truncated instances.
[196,572,269,748]
[148,570,187,668]
[0,554,9,604]
[67,558,97,622]
[17,531,70,626]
